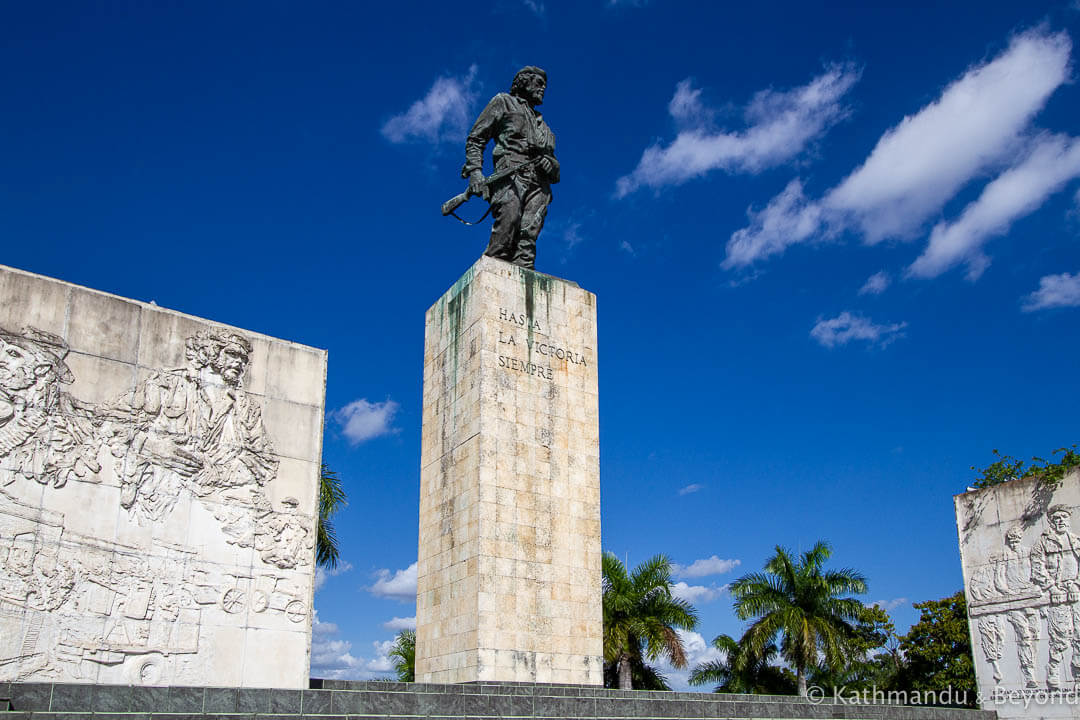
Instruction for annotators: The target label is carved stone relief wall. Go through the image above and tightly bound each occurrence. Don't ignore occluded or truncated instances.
[0,265,326,689]
[956,468,1080,719]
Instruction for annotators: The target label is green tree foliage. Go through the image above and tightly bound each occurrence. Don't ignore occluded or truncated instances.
[389,629,415,682]
[894,591,976,704]
[317,464,347,569]
[971,445,1080,490]
[849,604,896,655]
[730,541,867,696]
[809,604,899,692]
[688,633,795,694]
[853,604,907,689]
[602,553,699,690]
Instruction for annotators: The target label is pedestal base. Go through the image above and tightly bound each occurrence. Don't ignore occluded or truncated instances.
[415,256,602,685]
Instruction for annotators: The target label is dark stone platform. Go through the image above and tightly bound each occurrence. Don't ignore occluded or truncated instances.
[1,680,997,720]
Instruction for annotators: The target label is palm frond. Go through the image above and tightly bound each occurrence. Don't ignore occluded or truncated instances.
[316,464,347,569]
[728,539,867,694]
[602,551,700,689]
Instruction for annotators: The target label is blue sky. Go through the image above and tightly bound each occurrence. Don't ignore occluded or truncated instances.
[4,0,1080,690]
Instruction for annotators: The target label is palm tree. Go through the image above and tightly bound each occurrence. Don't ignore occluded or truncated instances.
[388,629,415,682]
[688,634,795,694]
[602,552,699,690]
[730,541,867,697]
[602,654,672,690]
[316,464,347,568]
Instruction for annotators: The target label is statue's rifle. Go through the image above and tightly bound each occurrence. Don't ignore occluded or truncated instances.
[441,156,542,226]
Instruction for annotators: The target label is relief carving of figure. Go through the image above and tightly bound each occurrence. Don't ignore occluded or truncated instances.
[1030,504,1080,689]
[0,326,101,488]
[108,329,278,519]
[3,534,76,612]
[970,564,1006,682]
[254,496,313,569]
[0,318,316,682]
[213,494,313,569]
[993,526,1041,688]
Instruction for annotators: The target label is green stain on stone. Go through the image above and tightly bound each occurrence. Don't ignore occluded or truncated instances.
[518,267,556,362]
[444,265,475,398]
[524,271,535,360]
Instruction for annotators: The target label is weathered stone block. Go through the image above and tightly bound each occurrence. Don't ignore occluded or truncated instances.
[0,264,326,688]
[415,256,602,685]
[955,468,1080,719]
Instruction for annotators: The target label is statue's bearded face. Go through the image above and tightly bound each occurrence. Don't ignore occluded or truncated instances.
[212,342,249,387]
[512,71,546,106]
[1051,512,1072,533]
[522,74,546,105]
[0,336,47,394]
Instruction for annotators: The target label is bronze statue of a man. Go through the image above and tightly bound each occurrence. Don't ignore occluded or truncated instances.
[461,66,560,270]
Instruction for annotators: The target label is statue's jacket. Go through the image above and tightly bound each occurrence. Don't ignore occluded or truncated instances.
[462,92,559,187]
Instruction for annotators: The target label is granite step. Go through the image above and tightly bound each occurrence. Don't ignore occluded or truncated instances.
[1,681,997,720]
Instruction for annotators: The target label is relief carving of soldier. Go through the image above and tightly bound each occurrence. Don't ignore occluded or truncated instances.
[253,496,312,569]
[1030,504,1080,689]
[459,66,560,270]
[992,526,1041,688]
[111,328,278,519]
[0,326,101,488]
[969,563,1006,682]
[2,533,76,612]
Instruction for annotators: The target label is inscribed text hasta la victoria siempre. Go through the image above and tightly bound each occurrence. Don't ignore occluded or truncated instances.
[496,306,588,381]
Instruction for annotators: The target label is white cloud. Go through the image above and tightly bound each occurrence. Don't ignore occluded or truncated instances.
[1022,271,1080,311]
[858,271,890,296]
[673,555,740,578]
[723,179,824,269]
[909,134,1080,280]
[314,560,354,591]
[562,221,585,251]
[312,612,339,637]
[867,597,909,611]
[725,28,1073,268]
[381,65,479,144]
[310,637,359,679]
[667,79,712,128]
[369,562,418,601]
[615,65,859,197]
[653,629,723,692]
[334,398,400,444]
[619,240,636,256]
[810,312,907,348]
[670,581,728,605]
[310,611,360,679]
[677,483,703,496]
[521,0,545,17]
[310,611,400,680]
[827,30,1071,243]
[364,639,396,673]
[383,616,417,631]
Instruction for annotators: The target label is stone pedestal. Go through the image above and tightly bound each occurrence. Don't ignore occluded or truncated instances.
[416,256,602,685]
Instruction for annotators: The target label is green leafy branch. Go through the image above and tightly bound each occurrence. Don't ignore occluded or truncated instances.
[971,444,1080,490]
